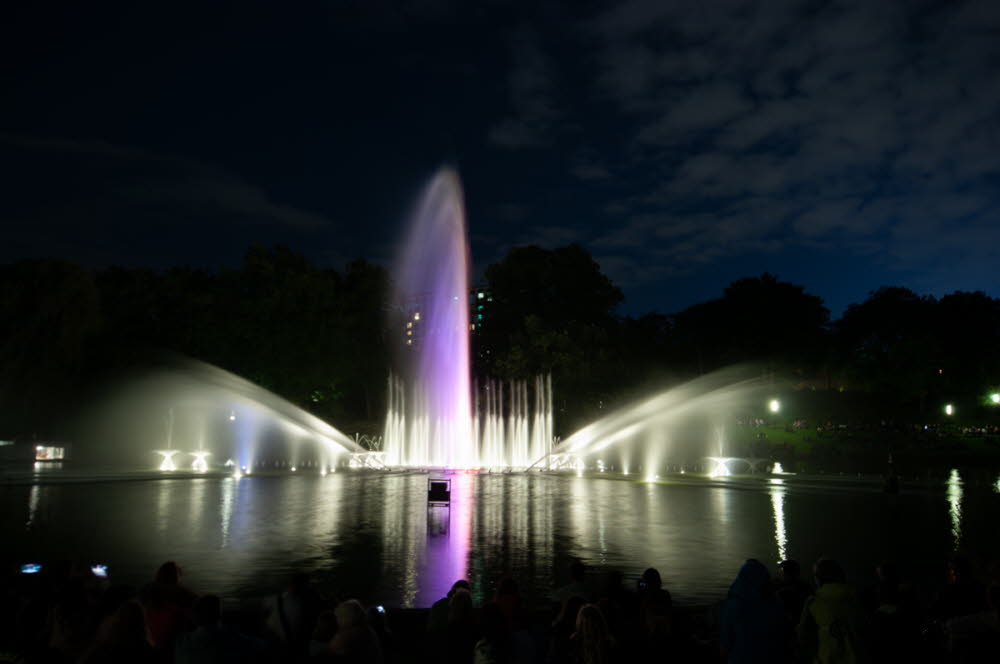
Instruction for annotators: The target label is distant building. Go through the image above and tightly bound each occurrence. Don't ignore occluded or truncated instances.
[469,284,492,336]
[399,285,492,348]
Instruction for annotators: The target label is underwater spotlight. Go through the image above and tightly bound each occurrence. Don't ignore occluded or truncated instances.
[155,450,178,472]
[190,451,210,472]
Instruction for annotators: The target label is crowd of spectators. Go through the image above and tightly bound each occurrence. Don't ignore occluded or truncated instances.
[2,554,999,663]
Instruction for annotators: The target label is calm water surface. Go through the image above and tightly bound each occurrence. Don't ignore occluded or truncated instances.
[4,471,1000,607]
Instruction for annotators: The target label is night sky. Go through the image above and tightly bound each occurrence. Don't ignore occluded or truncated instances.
[3,1,999,316]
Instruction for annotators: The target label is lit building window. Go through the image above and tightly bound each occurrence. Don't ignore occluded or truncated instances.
[406,339,412,345]
[407,322,413,329]
[469,324,475,330]
[414,312,421,321]
[477,292,484,299]
[407,330,412,336]
[35,446,65,461]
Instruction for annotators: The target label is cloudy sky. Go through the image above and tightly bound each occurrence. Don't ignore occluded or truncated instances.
[3,0,999,315]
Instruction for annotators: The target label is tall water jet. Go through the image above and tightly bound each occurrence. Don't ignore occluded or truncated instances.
[387,169,474,468]
[383,170,553,469]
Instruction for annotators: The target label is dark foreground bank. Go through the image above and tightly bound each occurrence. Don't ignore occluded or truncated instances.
[3,554,1000,663]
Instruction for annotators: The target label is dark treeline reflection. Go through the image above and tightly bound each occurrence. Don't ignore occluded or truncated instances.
[2,244,999,438]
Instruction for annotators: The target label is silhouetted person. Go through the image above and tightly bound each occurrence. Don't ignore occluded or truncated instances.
[474,602,510,664]
[945,584,1000,662]
[140,561,196,657]
[493,578,534,662]
[329,599,383,664]
[174,594,259,664]
[264,571,322,659]
[639,587,674,657]
[308,610,337,661]
[932,555,988,622]
[798,558,867,664]
[429,580,472,635]
[80,601,154,664]
[444,589,479,664]
[720,559,787,663]
[773,560,811,626]
[547,595,586,664]
[46,576,93,661]
[865,561,920,663]
[367,605,397,664]
[552,560,588,607]
[571,604,614,664]
[494,578,521,630]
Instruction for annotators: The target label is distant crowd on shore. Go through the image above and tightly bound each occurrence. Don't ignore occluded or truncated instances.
[2,553,999,663]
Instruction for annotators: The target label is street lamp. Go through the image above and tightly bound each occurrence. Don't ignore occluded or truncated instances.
[990,393,1000,405]
[945,403,954,416]
[769,399,781,414]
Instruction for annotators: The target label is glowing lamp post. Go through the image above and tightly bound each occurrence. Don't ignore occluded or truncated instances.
[990,393,1000,405]
[769,399,781,414]
[944,403,954,416]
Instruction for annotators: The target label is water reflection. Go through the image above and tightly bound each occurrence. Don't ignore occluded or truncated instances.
[220,477,236,547]
[769,479,787,561]
[188,479,207,534]
[12,471,993,607]
[946,469,962,550]
[423,474,472,605]
[156,479,173,537]
[27,485,40,528]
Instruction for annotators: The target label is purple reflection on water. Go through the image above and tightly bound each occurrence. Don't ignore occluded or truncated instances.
[419,473,473,605]
[395,169,473,467]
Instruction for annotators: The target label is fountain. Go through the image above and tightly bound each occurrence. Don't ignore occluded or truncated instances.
[382,170,553,469]
[76,169,767,477]
[544,366,770,477]
[78,358,366,472]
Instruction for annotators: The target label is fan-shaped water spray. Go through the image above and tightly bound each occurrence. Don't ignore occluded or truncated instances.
[80,358,365,472]
[544,366,770,476]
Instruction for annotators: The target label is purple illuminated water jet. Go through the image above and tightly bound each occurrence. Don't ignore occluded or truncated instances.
[387,170,474,468]
[383,170,553,468]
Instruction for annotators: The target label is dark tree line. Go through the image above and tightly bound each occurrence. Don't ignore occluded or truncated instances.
[2,243,999,438]
[0,246,390,437]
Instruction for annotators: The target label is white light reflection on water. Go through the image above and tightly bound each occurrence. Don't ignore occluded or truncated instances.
[156,479,172,537]
[27,485,40,528]
[769,478,787,561]
[947,469,963,550]
[188,479,207,533]
[220,477,236,547]
[383,475,422,607]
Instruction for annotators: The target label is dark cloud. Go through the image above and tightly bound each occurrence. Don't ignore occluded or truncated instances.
[489,27,562,149]
[0,134,337,267]
[3,0,999,314]
[554,0,1000,305]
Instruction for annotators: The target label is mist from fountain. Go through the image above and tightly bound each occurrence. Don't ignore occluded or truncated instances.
[79,358,364,472]
[547,366,770,477]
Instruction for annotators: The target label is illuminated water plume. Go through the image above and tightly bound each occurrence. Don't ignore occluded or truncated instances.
[383,170,553,468]
[156,450,178,471]
[82,358,365,470]
[549,366,768,475]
